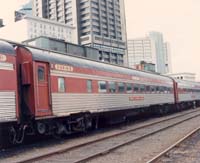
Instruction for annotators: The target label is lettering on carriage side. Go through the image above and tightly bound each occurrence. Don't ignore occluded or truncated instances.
[129,96,144,101]
[132,76,140,81]
[0,54,7,62]
[54,64,74,72]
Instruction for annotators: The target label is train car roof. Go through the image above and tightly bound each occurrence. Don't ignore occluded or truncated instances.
[26,46,173,82]
[0,40,15,55]
[174,78,200,88]
[0,39,174,83]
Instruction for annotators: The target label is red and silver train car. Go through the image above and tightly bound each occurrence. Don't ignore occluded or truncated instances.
[17,46,175,126]
[0,41,19,145]
[0,42,18,123]
[0,40,200,145]
[175,79,200,107]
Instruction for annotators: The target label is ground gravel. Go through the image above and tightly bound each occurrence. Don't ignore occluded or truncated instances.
[87,112,200,163]
[155,130,200,163]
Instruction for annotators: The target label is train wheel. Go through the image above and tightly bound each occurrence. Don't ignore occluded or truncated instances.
[0,125,14,148]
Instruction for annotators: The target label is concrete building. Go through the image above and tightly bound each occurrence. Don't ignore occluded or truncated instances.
[167,72,196,81]
[163,42,172,73]
[15,0,33,22]
[134,61,156,73]
[0,15,76,43]
[33,0,127,66]
[23,36,99,61]
[127,37,156,68]
[148,31,166,74]
[33,0,77,26]
[128,32,171,74]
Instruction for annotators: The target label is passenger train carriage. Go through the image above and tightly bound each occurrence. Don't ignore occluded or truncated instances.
[0,41,18,123]
[0,40,200,146]
[175,79,200,103]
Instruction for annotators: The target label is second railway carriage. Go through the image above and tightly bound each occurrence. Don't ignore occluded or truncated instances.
[15,45,176,134]
[175,79,200,107]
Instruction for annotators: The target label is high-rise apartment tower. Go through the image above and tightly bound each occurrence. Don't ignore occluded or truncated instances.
[33,0,127,65]
[128,32,171,74]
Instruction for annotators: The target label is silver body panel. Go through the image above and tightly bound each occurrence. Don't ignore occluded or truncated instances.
[179,93,200,102]
[0,92,16,122]
[52,93,174,117]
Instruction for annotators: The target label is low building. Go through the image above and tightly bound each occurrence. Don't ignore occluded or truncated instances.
[23,36,99,61]
[134,61,156,73]
[0,15,77,43]
[167,72,196,81]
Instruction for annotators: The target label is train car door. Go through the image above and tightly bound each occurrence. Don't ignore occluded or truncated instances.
[35,62,52,116]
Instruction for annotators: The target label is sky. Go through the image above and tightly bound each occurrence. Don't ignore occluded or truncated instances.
[124,0,200,79]
[0,0,199,79]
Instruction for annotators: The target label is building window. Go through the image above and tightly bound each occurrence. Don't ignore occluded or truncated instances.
[108,81,116,93]
[98,81,107,93]
[58,77,65,92]
[87,80,92,93]
[38,66,45,81]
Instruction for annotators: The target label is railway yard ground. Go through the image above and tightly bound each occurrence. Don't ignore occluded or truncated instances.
[152,127,200,163]
[1,108,200,163]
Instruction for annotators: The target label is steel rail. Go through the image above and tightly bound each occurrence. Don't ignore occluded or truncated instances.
[146,126,200,163]
[18,109,200,163]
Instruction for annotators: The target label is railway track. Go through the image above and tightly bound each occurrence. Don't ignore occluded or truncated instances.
[146,126,200,163]
[15,108,200,163]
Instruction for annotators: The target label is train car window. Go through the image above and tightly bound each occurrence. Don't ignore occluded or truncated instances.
[150,86,156,93]
[133,84,139,93]
[108,82,116,93]
[87,80,92,93]
[156,86,160,93]
[160,87,165,93]
[58,77,65,92]
[126,83,132,93]
[118,82,125,93]
[140,85,145,92]
[164,87,169,94]
[38,66,45,81]
[146,85,150,93]
[98,81,107,93]
[167,87,170,93]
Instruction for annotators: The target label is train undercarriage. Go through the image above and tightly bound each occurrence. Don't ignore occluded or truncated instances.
[0,100,200,148]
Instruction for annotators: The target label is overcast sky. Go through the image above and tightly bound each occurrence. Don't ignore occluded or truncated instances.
[0,0,199,79]
[124,0,200,79]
